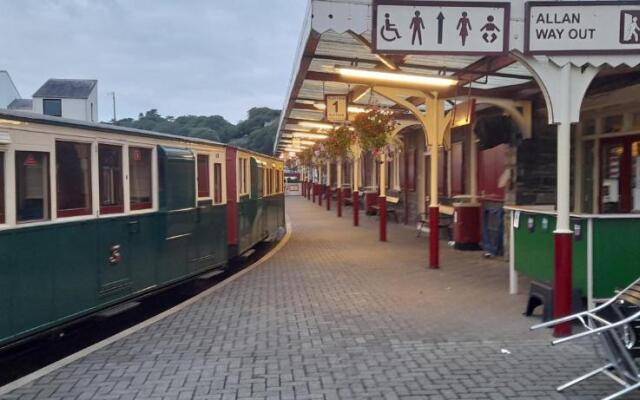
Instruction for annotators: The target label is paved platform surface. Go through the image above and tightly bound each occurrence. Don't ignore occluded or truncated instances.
[2,196,638,400]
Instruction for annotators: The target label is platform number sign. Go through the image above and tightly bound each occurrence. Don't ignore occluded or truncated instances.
[325,95,348,122]
[525,1,640,55]
[373,1,510,55]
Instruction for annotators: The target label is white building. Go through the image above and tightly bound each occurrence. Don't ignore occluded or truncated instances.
[32,79,98,122]
[0,71,21,109]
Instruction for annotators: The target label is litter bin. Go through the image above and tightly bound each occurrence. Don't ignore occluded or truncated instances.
[453,201,481,250]
[482,205,504,256]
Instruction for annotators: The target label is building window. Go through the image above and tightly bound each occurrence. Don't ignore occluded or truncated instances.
[16,151,50,223]
[129,147,152,210]
[604,115,624,134]
[99,144,124,214]
[43,99,62,117]
[0,152,4,224]
[213,162,222,204]
[197,155,210,198]
[56,141,92,217]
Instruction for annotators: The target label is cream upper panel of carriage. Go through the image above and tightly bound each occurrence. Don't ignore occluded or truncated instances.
[0,118,228,229]
[0,119,225,152]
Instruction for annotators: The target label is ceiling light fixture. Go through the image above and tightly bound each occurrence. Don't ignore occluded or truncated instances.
[298,121,335,130]
[313,103,367,114]
[336,67,457,87]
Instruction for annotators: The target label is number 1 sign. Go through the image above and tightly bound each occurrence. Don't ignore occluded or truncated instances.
[325,95,349,122]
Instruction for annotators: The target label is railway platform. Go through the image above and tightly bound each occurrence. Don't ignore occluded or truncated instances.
[0,196,633,400]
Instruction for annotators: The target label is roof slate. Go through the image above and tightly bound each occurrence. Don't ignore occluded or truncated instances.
[7,98,33,110]
[33,79,97,99]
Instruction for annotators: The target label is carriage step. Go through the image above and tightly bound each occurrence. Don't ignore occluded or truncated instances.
[96,301,141,319]
[240,249,256,259]
[197,269,225,280]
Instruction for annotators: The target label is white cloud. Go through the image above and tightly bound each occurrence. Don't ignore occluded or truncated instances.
[0,0,307,123]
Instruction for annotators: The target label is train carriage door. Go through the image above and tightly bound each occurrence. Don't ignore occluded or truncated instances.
[249,157,263,245]
[96,144,133,301]
[157,146,196,282]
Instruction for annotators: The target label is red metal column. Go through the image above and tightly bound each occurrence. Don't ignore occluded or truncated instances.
[554,232,573,337]
[379,196,387,242]
[352,191,359,226]
[326,185,331,211]
[312,184,317,203]
[429,206,439,269]
[337,188,343,218]
[307,181,311,200]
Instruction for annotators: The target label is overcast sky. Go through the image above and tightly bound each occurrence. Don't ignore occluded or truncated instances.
[0,0,308,123]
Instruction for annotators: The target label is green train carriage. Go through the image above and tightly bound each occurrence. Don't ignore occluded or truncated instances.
[0,111,285,348]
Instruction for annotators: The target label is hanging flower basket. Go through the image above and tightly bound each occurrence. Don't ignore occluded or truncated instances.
[312,143,328,167]
[352,107,396,154]
[325,125,355,159]
[300,148,313,166]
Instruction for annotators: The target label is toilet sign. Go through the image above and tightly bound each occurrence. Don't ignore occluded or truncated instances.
[373,1,510,55]
[525,1,640,55]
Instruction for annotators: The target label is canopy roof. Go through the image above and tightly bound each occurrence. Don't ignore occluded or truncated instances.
[274,0,539,156]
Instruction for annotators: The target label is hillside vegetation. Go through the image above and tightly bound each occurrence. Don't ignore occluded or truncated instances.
[114,107,280,155]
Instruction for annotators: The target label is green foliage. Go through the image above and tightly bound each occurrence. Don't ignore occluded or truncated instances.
[352,108,395,153]
[113,107,280,155]
[325,126,355,159]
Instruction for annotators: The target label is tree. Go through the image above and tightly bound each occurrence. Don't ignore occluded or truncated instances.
[112,107,281,155]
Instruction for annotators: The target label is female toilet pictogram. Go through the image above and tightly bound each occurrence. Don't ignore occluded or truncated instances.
[457,12,472,46]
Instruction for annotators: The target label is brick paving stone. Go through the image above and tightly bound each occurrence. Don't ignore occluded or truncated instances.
[2,196,640,399]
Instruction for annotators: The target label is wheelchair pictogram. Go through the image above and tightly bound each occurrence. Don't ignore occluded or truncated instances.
[380,13,402,42]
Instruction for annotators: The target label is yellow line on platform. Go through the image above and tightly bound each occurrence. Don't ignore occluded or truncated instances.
[0,216,292,397]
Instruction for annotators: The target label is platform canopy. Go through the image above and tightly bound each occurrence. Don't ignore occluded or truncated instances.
[274,0,640,157]
[274,0,543,156]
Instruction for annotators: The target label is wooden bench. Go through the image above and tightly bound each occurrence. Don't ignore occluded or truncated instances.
[369,192,402,223]
[416,212,453,239]
[344,190,364,207]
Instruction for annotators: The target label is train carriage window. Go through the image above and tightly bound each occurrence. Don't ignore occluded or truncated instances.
[213,162,222,204]
[197,154,210,198]
[16,151,50,223]
[99,144,124,214]
[129,147,152,210]
[0,152,4,224]
[239,157,249,195]
[56,141,92,217]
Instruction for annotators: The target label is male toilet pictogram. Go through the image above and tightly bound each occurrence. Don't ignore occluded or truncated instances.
[410,11,425,46]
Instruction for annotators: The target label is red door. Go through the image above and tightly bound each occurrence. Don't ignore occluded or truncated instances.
[600,135,640,213]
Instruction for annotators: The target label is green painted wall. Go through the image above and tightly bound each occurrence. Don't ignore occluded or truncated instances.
[513,212,588,294]
[592,219,640,298]
[514,212,640,299]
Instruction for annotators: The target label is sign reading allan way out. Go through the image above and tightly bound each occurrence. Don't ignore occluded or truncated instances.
[372,1,510,55]
[525,1,640,55]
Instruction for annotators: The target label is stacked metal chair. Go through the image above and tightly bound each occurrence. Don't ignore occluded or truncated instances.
[531,277,640,400]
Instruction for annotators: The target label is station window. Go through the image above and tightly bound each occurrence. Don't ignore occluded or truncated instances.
[98,144,124,214]
[213,162,222,204]
[0,152,4,224]
[56,141,92,217]
[16,151,50,223]
[129,147,152,211]
[197,155,210,198]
